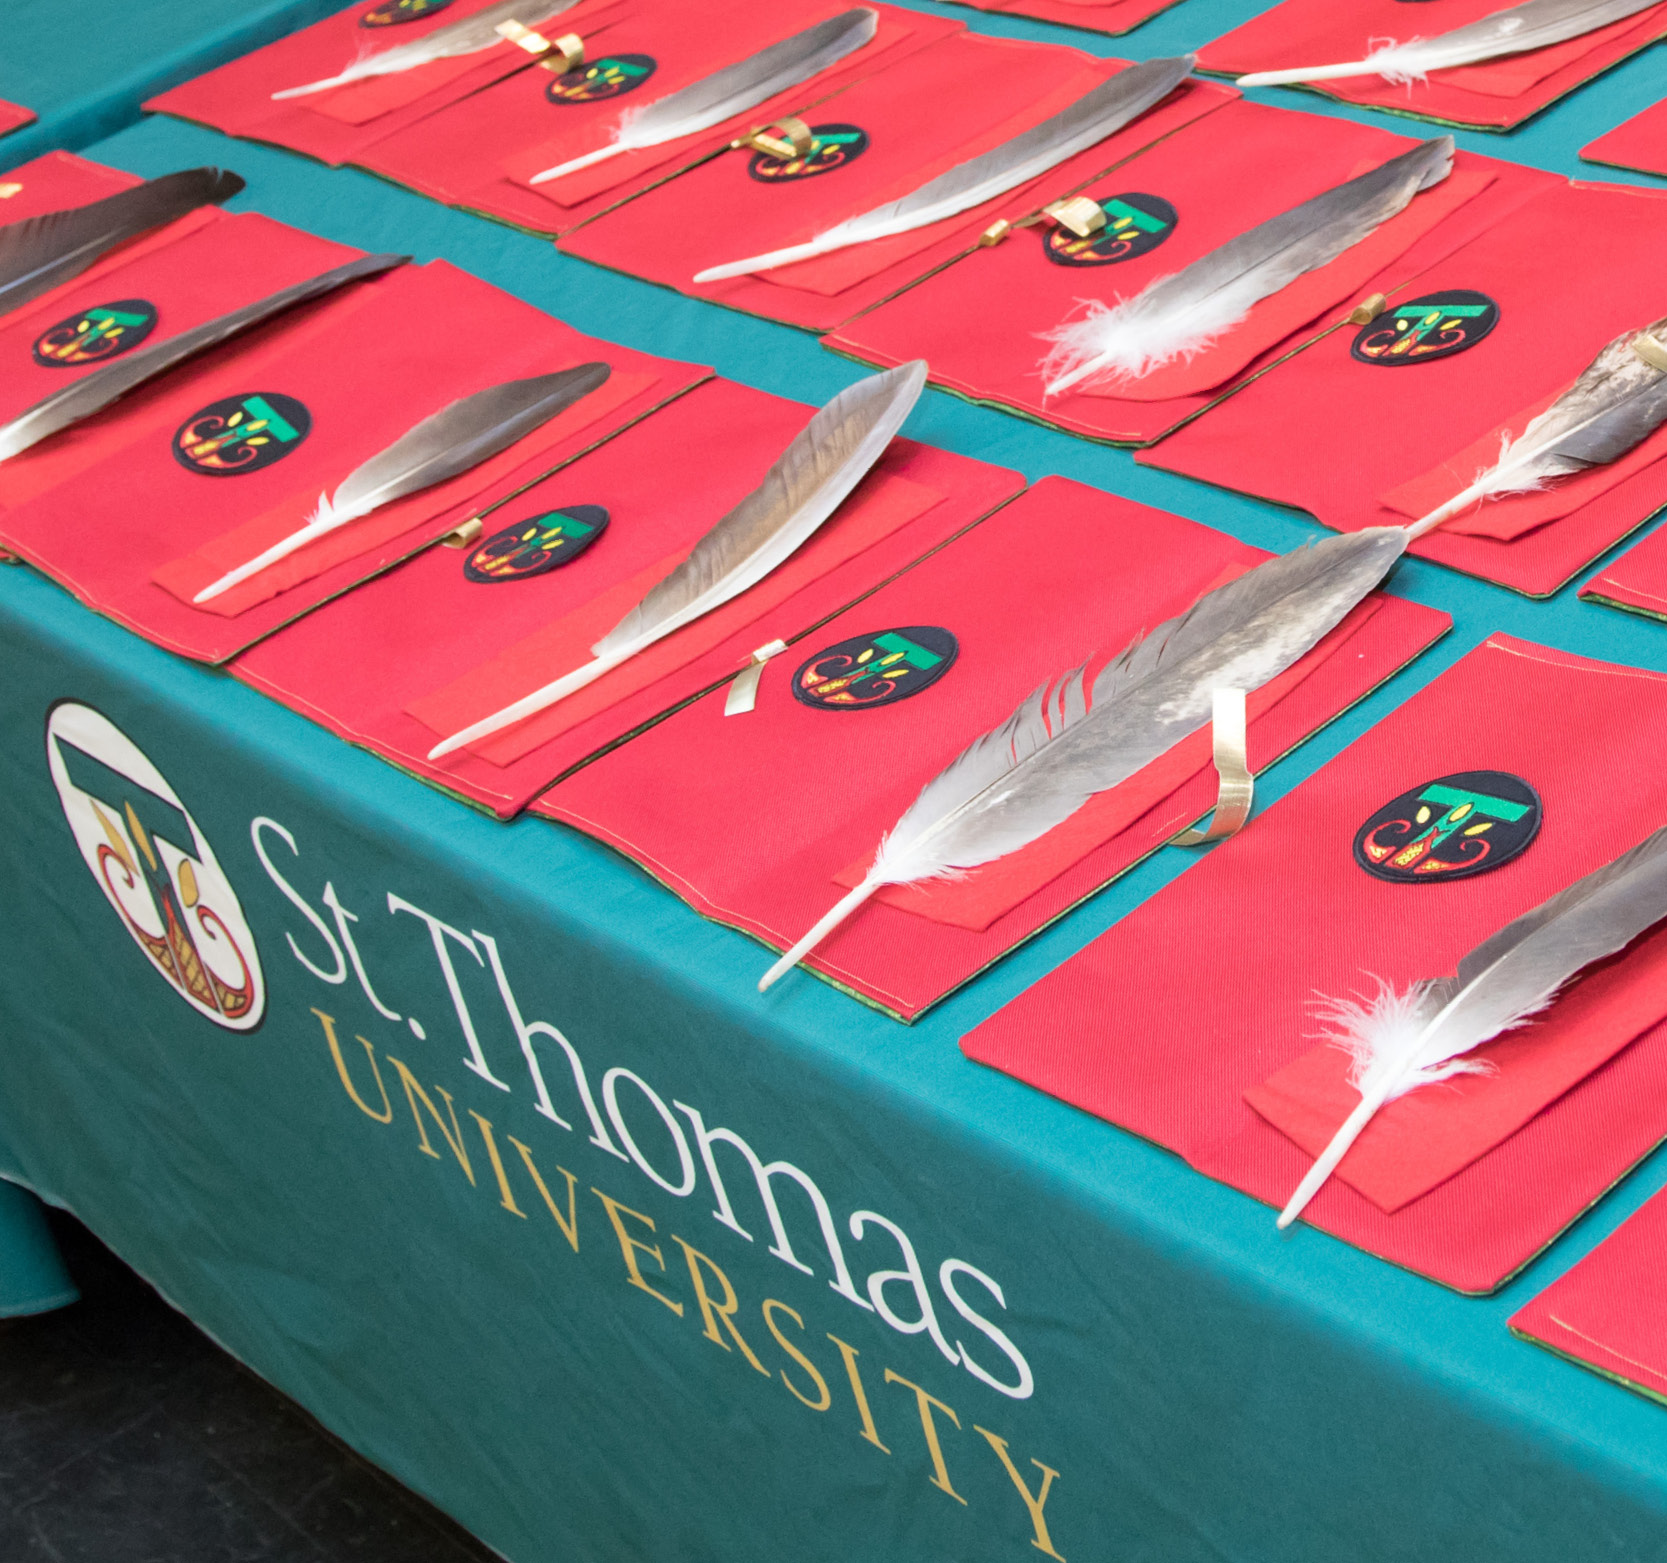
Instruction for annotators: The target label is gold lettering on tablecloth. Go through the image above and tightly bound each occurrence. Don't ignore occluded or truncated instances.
[593,1187,684,1316]
[673,1235,771,1376]
[762,1300,833,1412]
[884,1369,968,1504]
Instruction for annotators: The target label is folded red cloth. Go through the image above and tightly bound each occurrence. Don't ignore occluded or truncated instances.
[536,476,1448,1019]
[1582,94,1667,177]
[941,0,1179,38]
[1197,0,1667,131]
[964,634,1667,1293]
[0,100,35,138]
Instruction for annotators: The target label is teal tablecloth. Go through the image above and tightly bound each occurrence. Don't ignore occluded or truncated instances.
[5,2,1667,1559]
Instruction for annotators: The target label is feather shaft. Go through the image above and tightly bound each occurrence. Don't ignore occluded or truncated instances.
[528,10,877,186]
[759,884,880,992]
[1404,313,1667,538]
[194,361,610,603]
[1041,137,1453,396]
[0,168,244,318]
[424,360,927,762]
[272,0,575,98]
[0,252,407,464]
[1278,824,1667,1227]
[761,527,1409,986]
[694,55,1193,283]
[1236,0,1658,87]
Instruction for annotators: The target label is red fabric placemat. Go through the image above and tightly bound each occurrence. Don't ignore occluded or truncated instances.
[1140,180,1667,596]
[1511,1187,1667,1406]
[827,102,1529,444]
[943,0,1180,38]
[560,41,1229,331]
[963,635,1667,1292]
[0,258,707,662]
[146,0,621,167]
[232,376,1022,815]
[1582,96,1667,176]
[1577,521,1667,622]
[354,0,955,236]
[0,100,35,139]
[1197,0,1667,131]
[0,151,142,229]
[535,476,1448,1019]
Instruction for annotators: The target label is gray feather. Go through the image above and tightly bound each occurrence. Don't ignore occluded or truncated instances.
[594,360,926,657]
[872,527,1409,884]
[0,168,244,318]
[325,362,612,522]
[625,10,877,146]
[1367,0,1658,76]
[0,252,408,462]
[272,0,579,97]
[1043,138,1453,391]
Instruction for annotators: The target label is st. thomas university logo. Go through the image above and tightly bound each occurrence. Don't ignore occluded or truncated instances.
[1353,770,1540,883]
[47,702,264,1029]
[32,299,158,366]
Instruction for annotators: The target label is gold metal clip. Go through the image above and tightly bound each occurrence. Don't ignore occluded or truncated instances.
[495,18,553,53]
[442,517,484,549]
[539,33,585,72]
[739,116,815,161]
[1171,689,1254,846]
[1632,333,1667,373]
[1042,196,1107,240]
[724,639,789,716]
[978,218,1013,246]
[1345,292,1389,326]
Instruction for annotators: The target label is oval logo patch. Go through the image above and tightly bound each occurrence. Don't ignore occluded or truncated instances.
[793,627,957,711]
[173,392,311,476]
[1351,290,1499,367]
[1354,771,1541,883]
[545,54,658,104]
[1044,193,1176,268]
[464,505,609,581]
[361,0,454,25]
[749,125,869,183]
[33,299,158,367]
[47,701,264,1029]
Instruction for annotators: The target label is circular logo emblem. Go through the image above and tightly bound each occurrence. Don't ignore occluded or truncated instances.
[361,0,453,25]
[1354,771,1541,883]
[1044,193,1176,268]
[47,702,264,1029]
[173,392,311,477]
[545,54,658,104]
[793,627,957,711]
[464,505,609,582]
[749,125,869,183]
[32,299,158,367]
[1351,290,1499,367]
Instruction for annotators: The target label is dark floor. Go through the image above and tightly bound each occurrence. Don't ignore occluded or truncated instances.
[0,1210,502,1563]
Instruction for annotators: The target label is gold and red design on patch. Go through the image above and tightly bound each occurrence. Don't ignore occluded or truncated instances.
[361,0,454,26]
[748,124,869,183]
[1354,771,1541,882]
[32,299,159,367]
[793,626,956,710]
[545,53,658,104]
[464,504,609,581]
[1351,290,1500,367]
[172,392,311,476]
[1044,193,1176,269]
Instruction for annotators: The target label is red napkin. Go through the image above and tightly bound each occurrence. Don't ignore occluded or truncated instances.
[963,635,1667,1293]
[1141,180,1667,597]
[562,45,1233,333]
[942,0,1180,39]
[0,100,35,138]
[1583,96,1667,177]
[1510,1185,1667,1405]
[232,376,1022,817]
[0,259,707,662]
[0,151,142,228]
[146,0,619,167]
[1578,521,1667,623]
[354,0,955,237]
[536,477,1448,1020]
[1197,0,1667,131]
[829,102,1528,445]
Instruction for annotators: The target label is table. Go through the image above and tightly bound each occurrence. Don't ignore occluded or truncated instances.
[5,3,1667,1558]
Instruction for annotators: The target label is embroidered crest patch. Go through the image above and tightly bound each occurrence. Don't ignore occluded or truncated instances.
[361,0,454,26]
[1351,291,1500,367]
[545,54,658,104]
[172,392,311,476]
[748,125,869,182]
[464,505,610,581]
[792,627,957,710]
[32,299,158,366]
[1043,194,1177,268]
[1354,771,1541,882]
